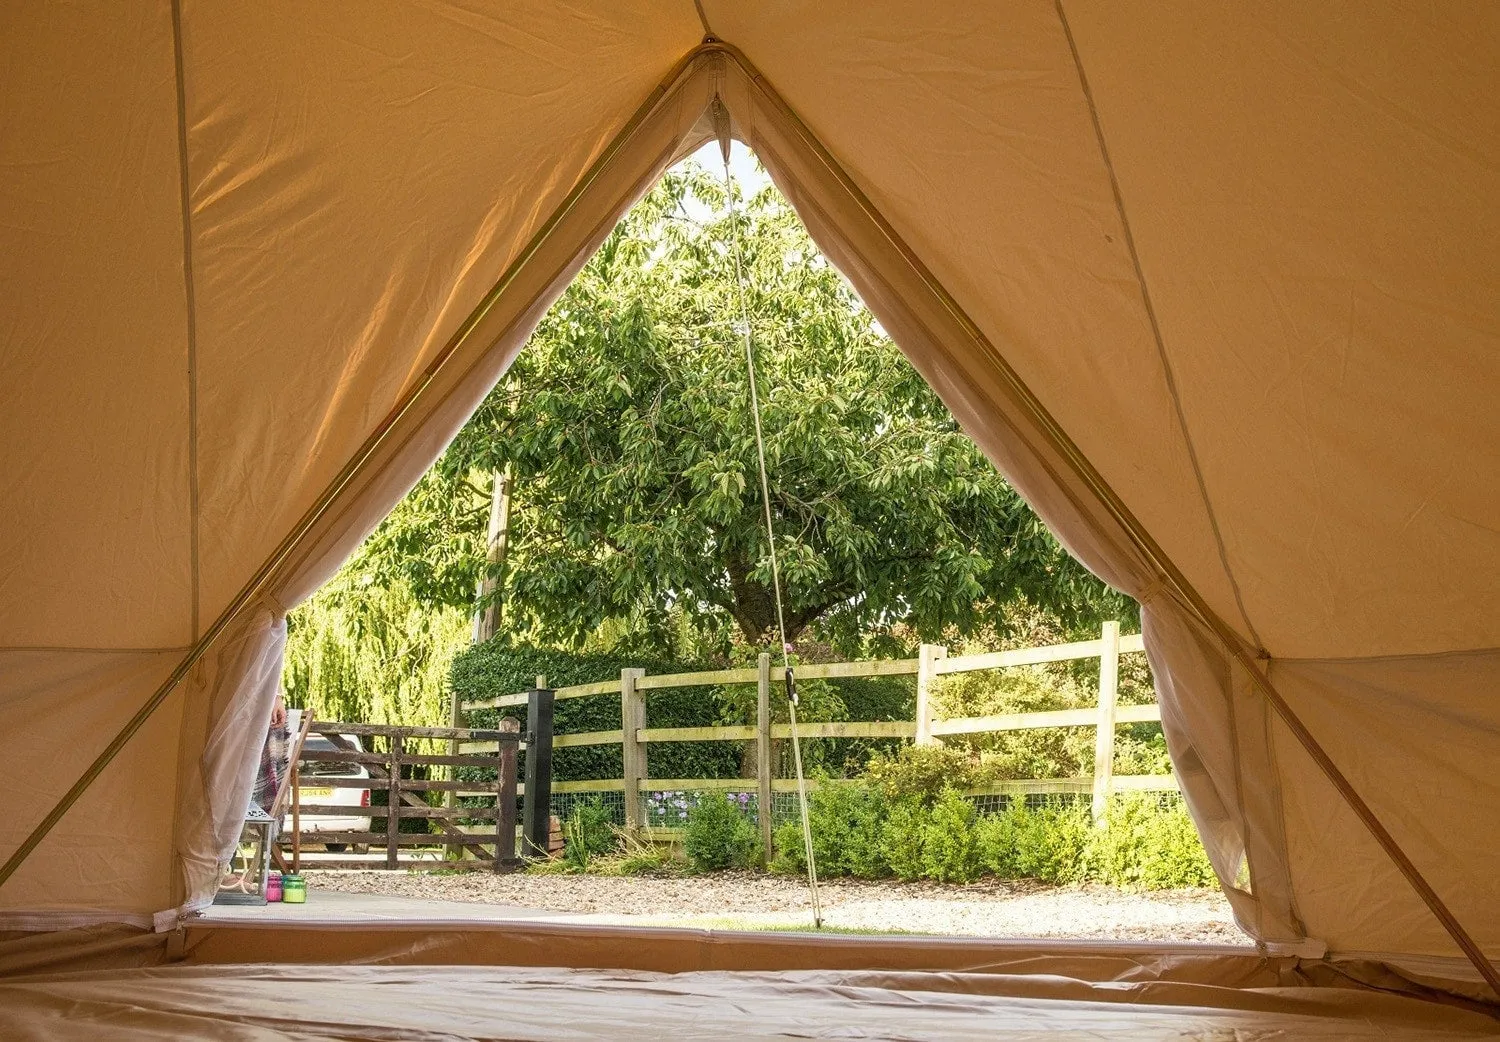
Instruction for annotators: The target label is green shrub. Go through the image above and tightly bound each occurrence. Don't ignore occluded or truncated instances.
[1030,800,1095,883]
[562,798,619,869]
[1093,794,1215,889]
[684,791,761,871]
[774,786,1214,891]
[921,789,981,883]
[864,745,993,806]
[974,803,1022,878]
[976,797,1093,883]
[882,797,929,881]
[841,785,895,879]
[769,819,808,875]
[774,779,892,878]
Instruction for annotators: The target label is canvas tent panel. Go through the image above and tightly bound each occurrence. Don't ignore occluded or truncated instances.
[0,1,193,649]
[1273,651,1500,958]
[0,0,1496,995]
[183,0,703,628]
[1046,0,1500,659]
[0,650,183,922]
[700,0,1250,650]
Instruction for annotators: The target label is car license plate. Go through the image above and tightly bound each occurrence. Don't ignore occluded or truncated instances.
[302,787,332,799]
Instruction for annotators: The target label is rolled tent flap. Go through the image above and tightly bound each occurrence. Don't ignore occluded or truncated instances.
[1,0,1497,991]
[171,608,286,922]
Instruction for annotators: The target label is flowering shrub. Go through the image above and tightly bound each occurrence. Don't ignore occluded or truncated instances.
[645,789,758,829]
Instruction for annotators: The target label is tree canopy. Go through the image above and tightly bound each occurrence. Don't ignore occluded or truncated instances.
[366,162,1129,656]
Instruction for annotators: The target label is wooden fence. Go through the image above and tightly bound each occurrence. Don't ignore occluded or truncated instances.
[455,622,1172,855]
[281,721,523,872]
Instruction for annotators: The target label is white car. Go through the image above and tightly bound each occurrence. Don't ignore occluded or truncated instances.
[285,711,372,852]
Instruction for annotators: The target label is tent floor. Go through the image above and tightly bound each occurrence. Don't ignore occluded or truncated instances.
[1,962,1497,1040]
[1,920,1495,1039]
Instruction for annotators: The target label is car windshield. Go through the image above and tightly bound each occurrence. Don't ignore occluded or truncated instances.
[299,737,361,778]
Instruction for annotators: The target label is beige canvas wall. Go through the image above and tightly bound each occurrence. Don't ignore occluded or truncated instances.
[1,1,1496,982]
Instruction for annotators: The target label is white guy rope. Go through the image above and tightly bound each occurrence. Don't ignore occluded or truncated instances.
[717,128,822,927]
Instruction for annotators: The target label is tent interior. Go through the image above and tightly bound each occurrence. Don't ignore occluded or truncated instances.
[2,1,1498,1037]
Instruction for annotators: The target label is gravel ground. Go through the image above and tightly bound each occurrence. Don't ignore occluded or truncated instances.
[304,870,1248,944]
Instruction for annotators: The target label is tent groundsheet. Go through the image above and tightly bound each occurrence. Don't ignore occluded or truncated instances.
[0,960,1496,1040]
[1,924,1498,1040]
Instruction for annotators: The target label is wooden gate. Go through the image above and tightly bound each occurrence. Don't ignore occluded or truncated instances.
[282,720,521,872]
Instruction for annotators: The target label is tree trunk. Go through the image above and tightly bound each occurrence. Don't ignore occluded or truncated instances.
[471,467,512,643]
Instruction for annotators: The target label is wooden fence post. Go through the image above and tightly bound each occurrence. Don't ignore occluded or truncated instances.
[522,682,555,857]
[915,643,947,745]
[290,756,301,874]
[386,734,403,868]
[1091,620,1121,826]
[621,668,647,838]
[756,652,773,858]
[495,717,519,870]
[445,690,464,861]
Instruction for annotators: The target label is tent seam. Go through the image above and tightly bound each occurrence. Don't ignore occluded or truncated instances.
[1274,644,1500,665]
[1052,0,1266,655]
[170,0,201,643]
[0,645,193,654]
[167,0,202,917]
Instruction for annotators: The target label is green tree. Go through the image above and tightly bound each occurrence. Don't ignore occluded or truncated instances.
[281,557,469,732]
[365,163,1129,654]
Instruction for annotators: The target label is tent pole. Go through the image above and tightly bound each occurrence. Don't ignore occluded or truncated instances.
[0,45,714,896]
[720,41,1498,995]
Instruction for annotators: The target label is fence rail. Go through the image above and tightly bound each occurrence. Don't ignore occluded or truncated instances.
[454,623,1170,857]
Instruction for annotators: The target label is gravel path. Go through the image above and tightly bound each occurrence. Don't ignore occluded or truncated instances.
[305,871,1247,944]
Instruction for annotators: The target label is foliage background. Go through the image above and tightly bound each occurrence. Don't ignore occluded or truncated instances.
[274,152,1194,887]
[356,163,1132,661]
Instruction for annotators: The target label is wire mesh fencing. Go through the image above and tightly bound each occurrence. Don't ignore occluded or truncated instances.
[547,789,629,830]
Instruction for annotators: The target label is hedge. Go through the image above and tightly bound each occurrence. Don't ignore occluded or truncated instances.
[770,781,1216,890]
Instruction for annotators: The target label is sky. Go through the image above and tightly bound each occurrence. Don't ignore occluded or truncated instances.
[685,139,771,193]
[671,139,887,338]
[674,140,772,224]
